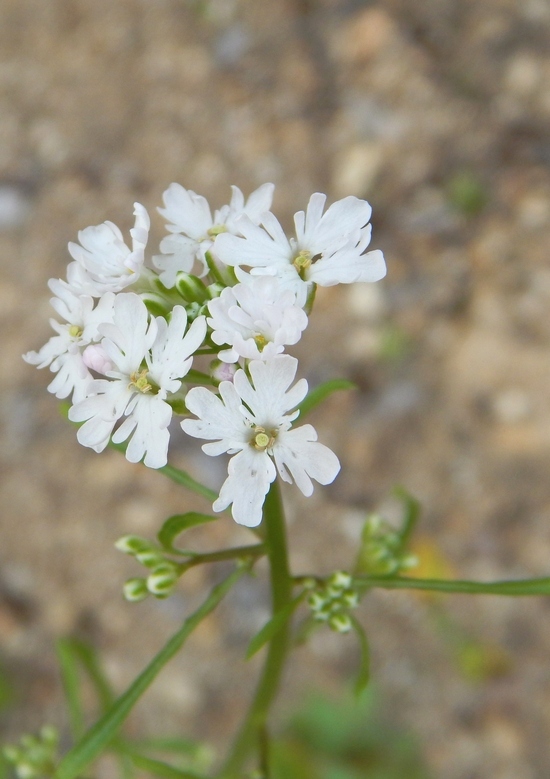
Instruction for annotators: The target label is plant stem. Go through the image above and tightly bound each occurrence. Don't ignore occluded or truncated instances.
[355,575,550,596]
[218,481,292,778]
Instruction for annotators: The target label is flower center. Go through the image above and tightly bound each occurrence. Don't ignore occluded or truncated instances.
[251,425,276,451]
[68,325,83,339]
[292,250,312,279]
[207,224,228,238]
[129,369,153,394]
[253,334,268,352]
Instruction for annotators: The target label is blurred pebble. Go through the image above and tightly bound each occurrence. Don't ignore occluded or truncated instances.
[332,141,385,198]
[0,185,31,229]
[492,389,531,424]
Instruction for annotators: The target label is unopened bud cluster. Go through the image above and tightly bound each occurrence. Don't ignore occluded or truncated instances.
[357,514,418,576]
[115,535,181,600]
[306,571,359,633]
[3,726,58,779]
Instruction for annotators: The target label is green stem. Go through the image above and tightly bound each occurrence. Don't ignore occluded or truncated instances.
[355,575,550,596]
[219,481,292,778]
[182,544,266,569]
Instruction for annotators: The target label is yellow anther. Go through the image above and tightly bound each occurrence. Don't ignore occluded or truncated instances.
[251,425,276,451]
[129,369,152,393]
[254,334,268,352]
[68,325,83,338]
[292,250,312,279]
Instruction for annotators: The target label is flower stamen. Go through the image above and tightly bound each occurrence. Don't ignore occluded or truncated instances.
[292,250,312,279]
[251,425,276,451]
[129,369,153,394]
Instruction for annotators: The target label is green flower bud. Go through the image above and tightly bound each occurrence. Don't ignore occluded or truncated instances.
[114,535,151,555]
[123,578,149,602]
[175,273,209,304]
[329,613,352,634]
[341,589,359,609]
[307,592,327,612]
[328,571,352,591]
[147,564,179,596]
[135,549,165,568]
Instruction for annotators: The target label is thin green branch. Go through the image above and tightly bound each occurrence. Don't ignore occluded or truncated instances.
[218,481,292,778]
[183,544,266,569]
[355,575,550,596]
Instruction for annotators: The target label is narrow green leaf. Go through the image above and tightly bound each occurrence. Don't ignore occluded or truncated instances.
[355,575,550,596]
[54,567,246,779]
[56,639,86,741]
[67,639,115,711]
[126,753,206,779]
[296,380,356,420]
[246,592,306,659]
[349,616,370,696]
[393,485,421,551]
[157,513,219,554]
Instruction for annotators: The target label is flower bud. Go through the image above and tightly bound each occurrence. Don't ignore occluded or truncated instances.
[135,549,165,568]
[329,613,352,634]
[82,344,113,374]
[123,578,149,602]
[147,563,179,596]
[307,592,327,612]
[341,589,359,609]
[328,571,352,591]
[114,535,151,556]
[210,360,237,383]
[175,273,209,304]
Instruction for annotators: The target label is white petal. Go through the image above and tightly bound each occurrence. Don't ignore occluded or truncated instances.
[113,395,172,469]
[273,424,340,496]
[158,184,213,238]
[182,383,250,451]
[213,447,276,527]
[309,247,386,286]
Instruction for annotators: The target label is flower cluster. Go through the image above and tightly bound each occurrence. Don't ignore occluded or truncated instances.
[306,571,360,633]
[25,184,386,526]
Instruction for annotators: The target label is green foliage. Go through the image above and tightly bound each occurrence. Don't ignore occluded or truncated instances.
[271,690,431,779]
[355,488,420,578]
[157,513,219,554]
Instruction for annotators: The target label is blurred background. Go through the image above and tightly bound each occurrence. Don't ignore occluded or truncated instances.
[2,0,550,776]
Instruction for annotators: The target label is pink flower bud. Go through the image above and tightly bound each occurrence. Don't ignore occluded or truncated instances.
[82,344,113,374]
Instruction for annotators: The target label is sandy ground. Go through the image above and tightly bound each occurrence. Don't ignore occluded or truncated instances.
[3,1,550,777]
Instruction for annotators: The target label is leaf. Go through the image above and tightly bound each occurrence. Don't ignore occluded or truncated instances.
[54,567,246,779]
[296,380,356,420]
[157,513,219,554]
[56,640,86,741]
[349,616,370,697]
[393,486,421,552]
[246,592,306,659]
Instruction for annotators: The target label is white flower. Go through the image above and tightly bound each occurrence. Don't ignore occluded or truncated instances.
[65,203,150,296]
[69,293,206,469]
[153,183,275,287]
[215,192,386,306]
[207,276,308,363]
[182,355,340,527]
[23,280,115,402]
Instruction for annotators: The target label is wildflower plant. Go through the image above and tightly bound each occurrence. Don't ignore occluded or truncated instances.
[14,182,550,779]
